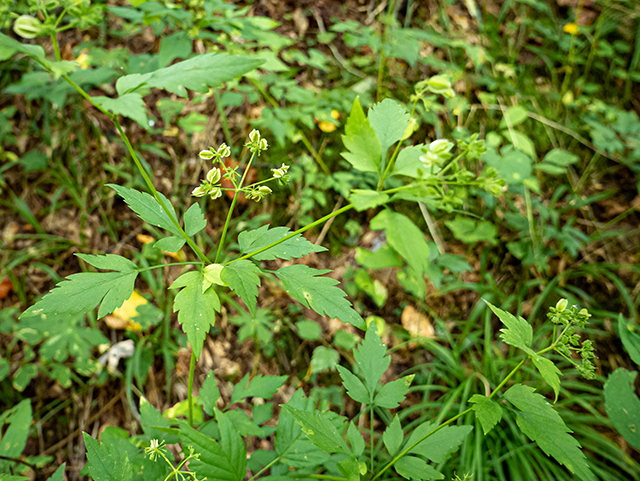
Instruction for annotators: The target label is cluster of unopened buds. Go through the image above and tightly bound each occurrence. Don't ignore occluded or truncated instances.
[419,139,454,167]
[193,130,289,202]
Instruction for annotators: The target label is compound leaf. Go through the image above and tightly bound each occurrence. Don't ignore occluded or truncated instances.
[221,260,261,317]
[370,210,430,277]
[238,224,326,261]
[485,301,535,357]
[20,254,139,319]
[83,432,133,481]
[341,97,381,174]
[184,202,207,236]
[368,98,410,157]
[275,265,364,329]
[504,384,595,480]
[108,184,180,236]
[395,456,443,481]
[469,395,503,435]
[282,406,350,455]
[604,368,640,449]
[231,373,288,404]
[169,270,220,358]
[116,53,264,97]
[407,422,473,463]
[354,322,390,395]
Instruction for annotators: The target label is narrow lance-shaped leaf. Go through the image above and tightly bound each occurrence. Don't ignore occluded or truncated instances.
[354,321,390,396]
[276,265,365,329]
[485,301,536,357]
[341,96,381,174]
[20,254,139,319]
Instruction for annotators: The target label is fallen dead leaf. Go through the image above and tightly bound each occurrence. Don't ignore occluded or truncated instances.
[401,305,436,340]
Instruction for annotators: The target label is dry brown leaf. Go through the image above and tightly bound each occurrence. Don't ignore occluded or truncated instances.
[401,305,436,339]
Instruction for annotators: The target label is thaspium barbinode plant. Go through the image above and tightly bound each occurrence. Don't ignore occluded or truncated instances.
[3,8,598,481]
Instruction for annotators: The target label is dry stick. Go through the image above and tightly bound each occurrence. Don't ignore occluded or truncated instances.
[418,202,445,255]
[313,8,366,79]
[314,196,344,245]
[44,389,123,455]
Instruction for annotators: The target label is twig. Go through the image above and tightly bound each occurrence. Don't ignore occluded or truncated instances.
[418,202,445,255]
[314,196,344,245]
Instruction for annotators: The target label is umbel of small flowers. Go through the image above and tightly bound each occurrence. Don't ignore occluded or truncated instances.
[192,130,289,202]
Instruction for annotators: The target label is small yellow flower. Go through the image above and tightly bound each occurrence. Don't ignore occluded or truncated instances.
[331,109,340,120]
[75,49,91,69]
[318,120,337,133]
[563,23,579,35]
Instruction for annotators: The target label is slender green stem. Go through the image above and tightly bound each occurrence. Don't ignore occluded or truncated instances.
[247,454,283,481]
[215,150,257,263]
[187,350,196,427]
[378,97,419,189]
[138,262,203,272]
[488,359,525,400]
[51,34,61,62]
[300,134,331,176]
[523,187,538,257]
[228,204,354,264]
[376,0,396,102]
[370,403,375,472]
[60,74,210,264]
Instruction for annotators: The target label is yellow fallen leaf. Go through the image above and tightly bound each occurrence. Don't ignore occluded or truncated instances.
[137,234,155,245]
[104,290,146,331]
[75,49,91,69]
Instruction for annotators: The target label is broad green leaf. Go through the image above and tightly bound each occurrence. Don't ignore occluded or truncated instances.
[276,265,365,329]
[154,236,186,252]
[296,319,322,340]
[348,422,365,456]
[158,31,193,68]
[619,316,640,365]
[140,398,179,444]
[391,145,427,178]
[238,224,326,261]
[374,376,412,408]
[499,105,529,129]
[485,301,535,357]
[444,215,498,245]
[349,189,389,211]
[336,365,369,404]
[337,456,363,481]
[341,97,381,173]
[221,260,261,317]
[368,98,410,158]
[483,147,532,186]
[407,422,473,463]
[82,432,133,481]
[383,415,404,456]
[354,322,390,395]
[21,254,139,319]
[170,270,220,358]
[282,406,350,455]
[469,395,503,435]
[604,368,640,449]
[311,346,339,373]
[46,464,66,481]
[395,456,443,480]
[355,269,387,308]
[0,399,31,457]
[184,203,207,236]
[370,210,430,276]
[229,308,274,345]
[12,364,37,391]
[108,184,180,236]
[0,31,46,61]
[230,373,288,404]
[543,149,578,167]
[275,390,329,467]
[216,408,247,481]
[504,384,595,480]
[92,94,149,128]
[116,53,264,97]
[503,130,537,159]
[355,245,403,269]
[201,371,221,416]
[532,355,562,402]
[179,422,240,481]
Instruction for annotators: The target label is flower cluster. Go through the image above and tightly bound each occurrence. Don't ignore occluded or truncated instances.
[246,129,269,155]
[415,74,455,99]
[192,130,289,203]
[144,439,166,462]
[548,299,596,379]
[419,139,454,167]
